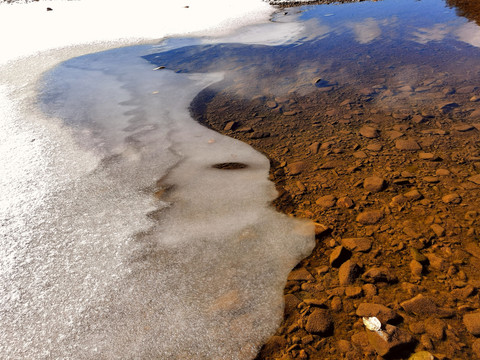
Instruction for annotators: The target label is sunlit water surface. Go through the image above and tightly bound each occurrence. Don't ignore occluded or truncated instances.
[2,0,480,358]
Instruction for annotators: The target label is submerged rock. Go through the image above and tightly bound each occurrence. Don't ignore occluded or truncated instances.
[463,312,480,336]
[366,324,415,357]
[356,210,383,225]
[396,139,421,151]
[305,308,333,335]
[356,303,398,324]
[401,294,454,318]
[341,237,372,253]
[338,260,361,285]
[363,176,386,193]
[359,125,380,138]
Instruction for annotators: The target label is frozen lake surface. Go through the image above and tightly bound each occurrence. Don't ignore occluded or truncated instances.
[2,0,480,358]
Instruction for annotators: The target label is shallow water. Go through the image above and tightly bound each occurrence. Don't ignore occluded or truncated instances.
[3,0,480,358]
[148,0,480,113]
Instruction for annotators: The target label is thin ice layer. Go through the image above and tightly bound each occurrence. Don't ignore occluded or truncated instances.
[0,43,314,359]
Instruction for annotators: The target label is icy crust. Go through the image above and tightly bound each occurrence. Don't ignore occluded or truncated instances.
[0,43,315,358]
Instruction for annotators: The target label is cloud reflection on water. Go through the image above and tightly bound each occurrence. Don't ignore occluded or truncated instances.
[456,21,480,48]
[351,17,383,44]
[411,23,451,44]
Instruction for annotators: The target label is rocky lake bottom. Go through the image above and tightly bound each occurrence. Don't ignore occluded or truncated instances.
[182,0,480,358]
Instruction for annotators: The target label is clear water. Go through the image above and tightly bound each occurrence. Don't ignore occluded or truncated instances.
[2,0,480,358]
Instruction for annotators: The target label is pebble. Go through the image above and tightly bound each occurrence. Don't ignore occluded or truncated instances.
[362,267,397,284]
[351,331,370,348]
[337,196,354,208]
[468,174,480,185]
[408,351,435,360]
[363,176,386,193]
[442,193,462,204]
[421,128,447,135]
[410,260,423,276]
[309,141,320,154]
[423,176,439,183]
[404,189,423,201]
[473,339,480,358]
[237,126,253,133]
[314,223,330,237]
[330,296,342,312]
[451,285,475,300]
[320,141,335,150]
[410,248,427,263]
[341,237,372,253]
[400,294,454,317]
[409,321,425,334]
[399,85,413,92]
[337,340,353,354]
[362,284,377,298]
[366,143,383,151]
[453,124,475,132]
[224,121,237,131]
[359,125,380,138]
[315,265,329,275]
[418,152,438,160]
[356,303,398,324]
[412,114,426,124]
[463,312,480,336]
[316,194,337,208]
[287,161,307,175]
[356,210,384,225]
[390,194,408,206]
[338,260,361,285]
[395,139,421,151]
[288,268,315,281]
[329,246,350,268]
[284,294,301,315]
[366,324,414,357]
[436,168,450,176]
[438,101,460,112]
[305,308,333,335]
[430,224,445,237]
[345,286,363,298]
[425,253,447,271]
[266,100,278,108]
[353,150,368,158]
[386,130,404,140]
[425,318,445,340]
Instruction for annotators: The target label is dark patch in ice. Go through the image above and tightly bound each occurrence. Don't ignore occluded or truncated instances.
[212,162,248,169]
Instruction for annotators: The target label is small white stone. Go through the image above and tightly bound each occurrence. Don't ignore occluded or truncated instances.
[363,316,381,331]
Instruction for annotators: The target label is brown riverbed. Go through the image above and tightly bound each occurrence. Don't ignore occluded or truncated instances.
[192,73,480,360]
[188,1,480,357]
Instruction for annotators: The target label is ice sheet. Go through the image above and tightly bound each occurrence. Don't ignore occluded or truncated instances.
[0,0,315,358]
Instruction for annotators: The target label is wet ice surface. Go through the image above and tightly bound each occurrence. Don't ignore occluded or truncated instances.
[0,44,314,359]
